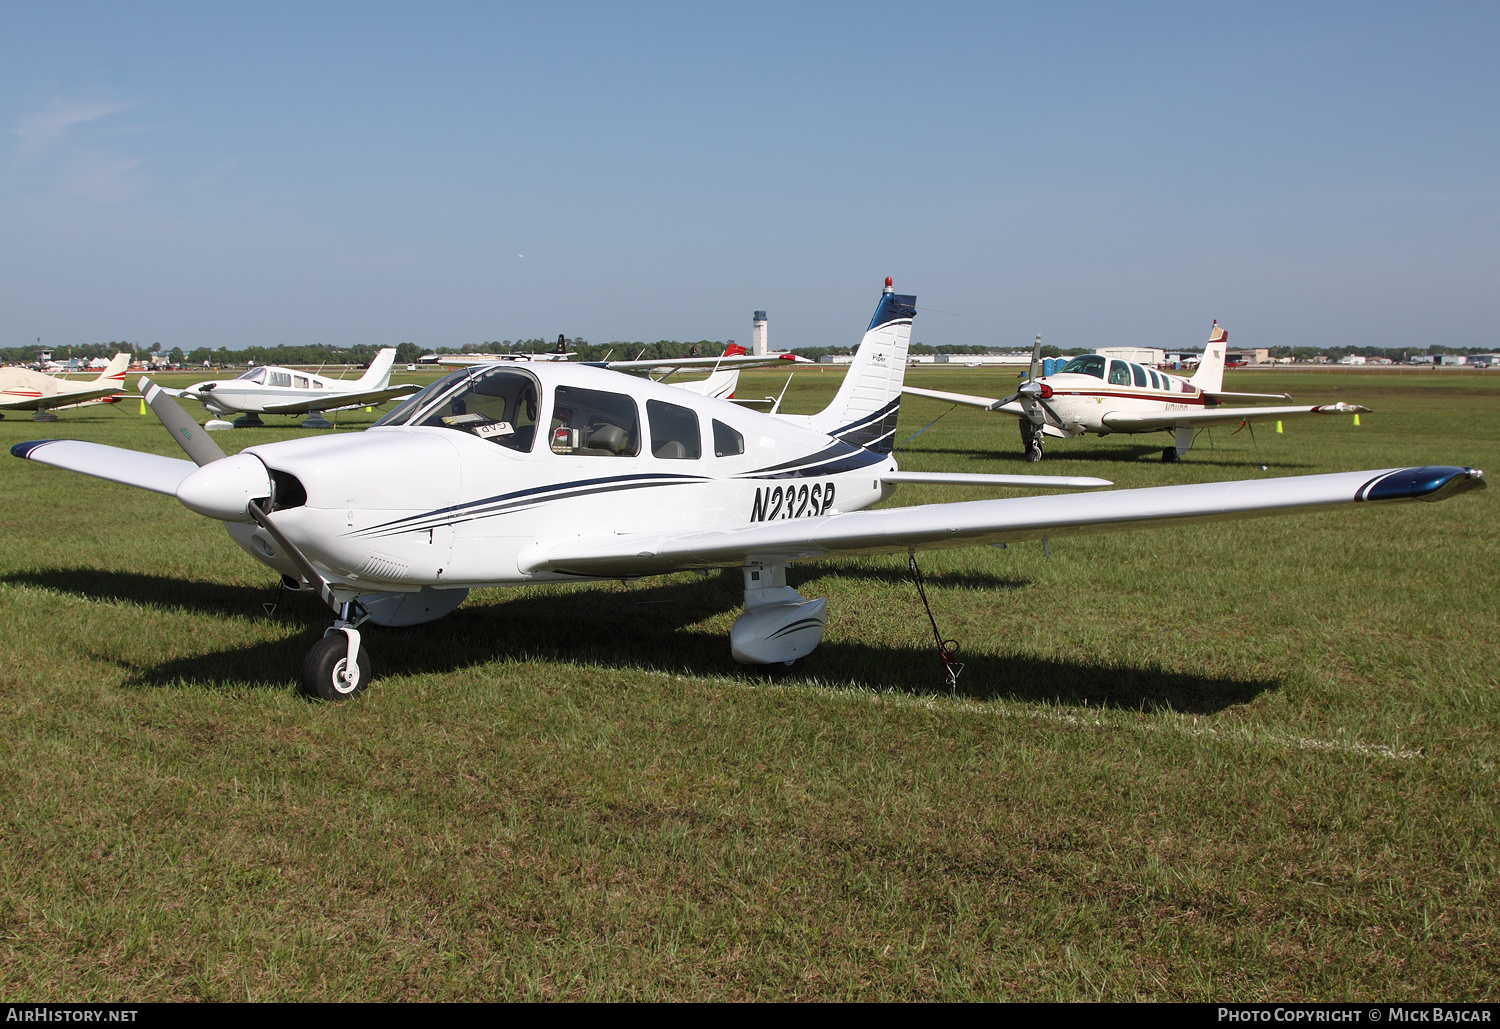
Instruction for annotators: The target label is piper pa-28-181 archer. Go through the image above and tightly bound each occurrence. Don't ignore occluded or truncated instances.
[165,347,421,430]
[904,324,1369,464]
[11,281,1484,700]
[0,353,130,421]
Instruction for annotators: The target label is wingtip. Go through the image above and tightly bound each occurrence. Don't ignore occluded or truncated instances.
[11,439,54,460]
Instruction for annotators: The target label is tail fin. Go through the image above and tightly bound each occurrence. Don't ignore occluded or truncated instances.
[95,353,130,383]
[673,343,745,400]
[353,347,398,389]
[799,279,916,452]
[723,342,746,357]
[1190,321,1228,394]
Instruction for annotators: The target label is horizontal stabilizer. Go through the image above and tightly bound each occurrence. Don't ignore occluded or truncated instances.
[881,471,1111,490]
[10,439,198,496]
[1102,402,1368,432]
[522,466,1483,578]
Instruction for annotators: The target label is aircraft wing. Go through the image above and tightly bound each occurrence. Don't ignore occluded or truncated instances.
[10,440,197,496]
[521,465,1483,577]
[258,384,421,415]
[1102,402,1367,431]
[0,383,124,412]
[902,385,1007,410]
[594,353,811,372]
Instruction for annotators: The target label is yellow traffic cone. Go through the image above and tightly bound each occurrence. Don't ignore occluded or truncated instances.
[1353,413,1361,426]
[138,399,146,415]
[365,406,372,413]
[1274,420,1283,434]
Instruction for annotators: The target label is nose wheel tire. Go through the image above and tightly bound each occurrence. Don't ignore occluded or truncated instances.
[301,634,372,701]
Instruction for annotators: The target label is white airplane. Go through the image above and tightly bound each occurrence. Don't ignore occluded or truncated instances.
[166,347,420,429]
[903,324,1369,463]
[11,281,1484,701]
[0,353,130,421]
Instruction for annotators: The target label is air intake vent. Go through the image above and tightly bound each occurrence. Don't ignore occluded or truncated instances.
[357,554,410,581]
[269,470,307,511]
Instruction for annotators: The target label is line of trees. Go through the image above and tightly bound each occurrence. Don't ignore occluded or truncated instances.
[6,338,1494,369]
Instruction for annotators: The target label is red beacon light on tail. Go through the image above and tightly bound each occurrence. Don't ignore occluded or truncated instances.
[884,276,893,292]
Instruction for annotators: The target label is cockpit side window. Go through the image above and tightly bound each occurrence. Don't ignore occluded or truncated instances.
[549,385,639,457]
[1108,360,1132,386]
[647,400,701,460]
[1131,364,1147,388]
[269,371,292,388]
[712,419,744,457]
[1058,355,1105,379]
[395,367,542,451]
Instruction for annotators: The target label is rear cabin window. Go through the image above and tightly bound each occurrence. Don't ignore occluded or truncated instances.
[294,375,309,389]
[647,400,701,460]
[550,386,639,457]
[1131,364,1147,388]
[412,366,541,452]
[1148,369,1161,390]
[1058,355,1105,379]
[1108,360,1132,386]
[713,419,744,457]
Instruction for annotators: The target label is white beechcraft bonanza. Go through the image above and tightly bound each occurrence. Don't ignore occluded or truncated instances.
[904,324,1370,464]
[0,353,130,421]
[10,281,1484,701]
[165,347,420,430]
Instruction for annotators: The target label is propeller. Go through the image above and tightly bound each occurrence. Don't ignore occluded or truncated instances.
[138,376,348,619]
[994,335,1061,426]
[138,376,225,467]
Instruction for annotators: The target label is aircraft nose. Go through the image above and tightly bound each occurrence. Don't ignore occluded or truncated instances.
[176,452,271,522]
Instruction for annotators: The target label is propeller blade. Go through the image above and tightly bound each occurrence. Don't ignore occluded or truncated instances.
[1027,334,1042,383]
[247,500,347,618]
[139,377,226,467]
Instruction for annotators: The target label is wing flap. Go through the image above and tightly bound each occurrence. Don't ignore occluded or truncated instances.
[524,466,1482,577]
[10,440,198,496]
[1102,402,1368,431]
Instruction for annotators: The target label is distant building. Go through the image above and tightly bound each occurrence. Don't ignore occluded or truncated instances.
[1439,355,1468,366]
[1227,349,1271,365]
[1338,355,1366,365]
[1095,346,1166,366]
[752,311,768,356]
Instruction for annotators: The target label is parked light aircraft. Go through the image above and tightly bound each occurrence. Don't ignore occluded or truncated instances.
[165,347,420,429]
[903,324,1369,463]
[11,283,1484,701]
[0,354,130,421]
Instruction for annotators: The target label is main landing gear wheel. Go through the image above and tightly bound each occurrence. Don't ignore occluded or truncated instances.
[301,634,371,701]
[1162,447,1179,463]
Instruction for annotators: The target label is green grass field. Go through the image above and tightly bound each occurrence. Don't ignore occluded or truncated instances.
[0,367,1495,1000]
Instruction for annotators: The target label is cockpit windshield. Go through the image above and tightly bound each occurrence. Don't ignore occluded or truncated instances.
[235,368,267,384]
[1057,355,1105,379]
[373,366,541,452]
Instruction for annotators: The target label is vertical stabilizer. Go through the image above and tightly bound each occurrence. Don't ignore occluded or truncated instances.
[795,279,916,452]
[353,347,399,390]
[95,353,130,384]
[1190,321,1228,394]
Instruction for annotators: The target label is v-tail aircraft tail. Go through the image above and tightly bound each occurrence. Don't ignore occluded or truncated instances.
[780,278,915,453]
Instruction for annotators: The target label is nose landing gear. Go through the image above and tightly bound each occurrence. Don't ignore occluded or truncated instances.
[300,601,372,701]
[1020,420,1044,463]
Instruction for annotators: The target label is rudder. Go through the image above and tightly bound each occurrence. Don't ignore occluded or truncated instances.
[801,279,916,453]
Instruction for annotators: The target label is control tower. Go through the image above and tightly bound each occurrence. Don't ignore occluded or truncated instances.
[751,311,768,356]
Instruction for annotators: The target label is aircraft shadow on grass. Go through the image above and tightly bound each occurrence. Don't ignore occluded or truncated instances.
[12,567,1276,715]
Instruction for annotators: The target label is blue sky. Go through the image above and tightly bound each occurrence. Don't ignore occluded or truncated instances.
[1,3,1495,353]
